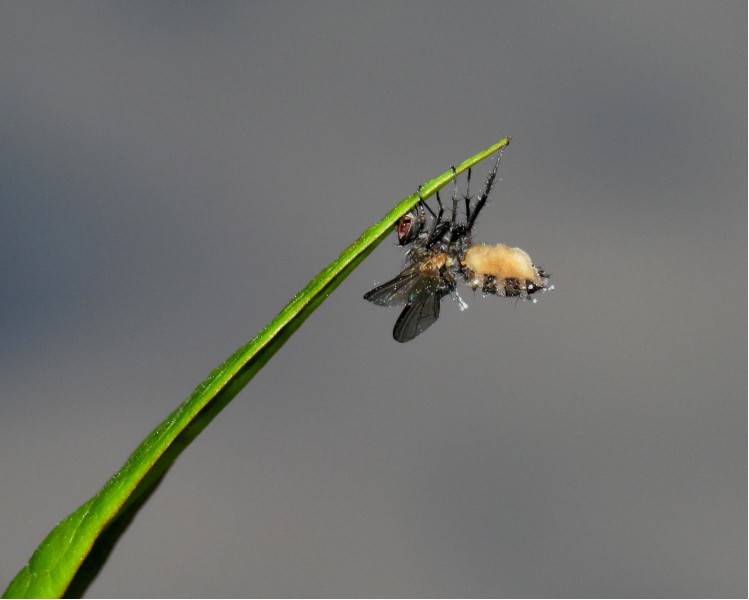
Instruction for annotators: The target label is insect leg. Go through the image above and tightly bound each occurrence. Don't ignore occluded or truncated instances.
[425,191,444,246]
[464,167,472,219]
[467,145,507,231]
[449,166,460,225]
[416,183,449,247]
[416,185,437,218]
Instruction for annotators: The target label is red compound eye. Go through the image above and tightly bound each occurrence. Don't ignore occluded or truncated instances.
[397,214,416,245]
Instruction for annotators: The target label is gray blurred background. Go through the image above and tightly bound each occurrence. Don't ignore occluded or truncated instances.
[1,2,745,597]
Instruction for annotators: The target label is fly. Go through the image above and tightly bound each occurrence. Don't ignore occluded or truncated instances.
[364,140,550,342]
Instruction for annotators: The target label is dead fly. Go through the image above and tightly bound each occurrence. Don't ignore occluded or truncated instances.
[364,143,550,342]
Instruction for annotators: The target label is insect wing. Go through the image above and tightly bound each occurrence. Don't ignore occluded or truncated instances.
[392,285,445,343]
[363,264,423,307]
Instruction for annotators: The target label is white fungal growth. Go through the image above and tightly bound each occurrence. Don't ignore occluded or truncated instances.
[463,243,543,286]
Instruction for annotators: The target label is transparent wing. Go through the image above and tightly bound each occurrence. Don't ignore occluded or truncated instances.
[392,287,446,343]
[363,264,424,307]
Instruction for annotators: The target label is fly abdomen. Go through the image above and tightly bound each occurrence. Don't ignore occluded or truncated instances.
[462,243,548,298]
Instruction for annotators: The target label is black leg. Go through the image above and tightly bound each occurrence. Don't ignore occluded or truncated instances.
[464,167,472,220]
[417,185,437,218]
[467,147,506,231]
[435,190,444,221]
[449,166,460,224]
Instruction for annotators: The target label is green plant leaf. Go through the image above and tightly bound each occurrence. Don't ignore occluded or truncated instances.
[3,136,512,599]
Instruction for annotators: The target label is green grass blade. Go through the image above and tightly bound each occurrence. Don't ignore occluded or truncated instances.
[3,136,511,599]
